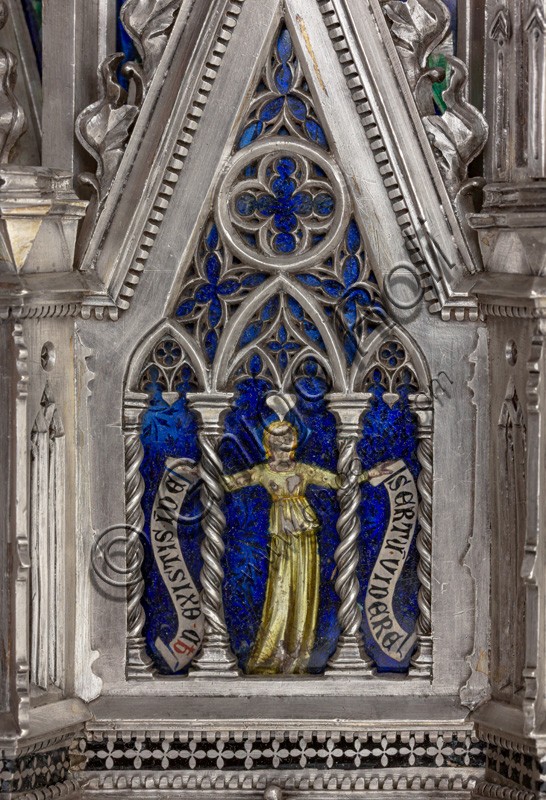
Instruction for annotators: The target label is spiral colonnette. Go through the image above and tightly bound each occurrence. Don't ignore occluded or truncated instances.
[124,431,147,641]
[198,435,228,637]
[414,435,433,637]
[334,439,362,636]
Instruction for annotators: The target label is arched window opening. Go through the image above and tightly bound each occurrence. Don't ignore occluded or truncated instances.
[121,20,435,682]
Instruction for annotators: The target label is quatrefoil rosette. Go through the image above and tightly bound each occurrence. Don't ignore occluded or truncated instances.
[215,138,350,271]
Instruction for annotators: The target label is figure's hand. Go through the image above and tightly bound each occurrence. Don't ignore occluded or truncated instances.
[367,460,398,480]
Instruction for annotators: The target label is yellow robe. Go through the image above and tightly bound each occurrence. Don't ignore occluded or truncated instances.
[223,461,341,674]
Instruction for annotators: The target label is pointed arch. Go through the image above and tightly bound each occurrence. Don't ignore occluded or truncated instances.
[125,320,209,394]
[122,320,207,679]
[280,347,334,394]
[80,0,483,321]
[499,381,526,430]
[211,274,348,392]
[349,320,431,395]
[104,3,463,682]
[32,385,64,438]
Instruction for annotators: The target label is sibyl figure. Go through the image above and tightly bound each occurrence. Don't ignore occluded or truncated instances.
[222,420,394,674]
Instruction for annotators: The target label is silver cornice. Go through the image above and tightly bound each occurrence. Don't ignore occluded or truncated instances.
[0,272,119,321]
[472,700,545,755]
[84,771,480,793]
[480,306,546,320]
[10,779,84,800]
[470,274,546,320]
[3,699,94,760]
[472,782,537,800]
[78,718,484,791]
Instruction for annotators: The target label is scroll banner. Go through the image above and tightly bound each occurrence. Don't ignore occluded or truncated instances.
[365,459,418,662]
[150,457,203,672]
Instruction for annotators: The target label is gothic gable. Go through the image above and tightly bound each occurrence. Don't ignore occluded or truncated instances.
[76,0,487,323]
[4,2,546,800]
[71,0,486,704]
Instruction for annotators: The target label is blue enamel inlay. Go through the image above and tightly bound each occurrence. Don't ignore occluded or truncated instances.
[176,223,242,362]
[138,380,202,675]
[137,355,420,676]
[235,157,334,256]
[346,219,361,254]
[237,25,328,150]
[267,324,300,371]
[293,218,383,367]
[238,122,263,149]
[239,295,278,347]
[216,370,420,674]
[304,119,328,149]
[343,257,360,288]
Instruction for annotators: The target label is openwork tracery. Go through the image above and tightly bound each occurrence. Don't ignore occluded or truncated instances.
[237,24,329,151]
[362,337,420,407]
[124,22,434,681]
[138,337,195,396]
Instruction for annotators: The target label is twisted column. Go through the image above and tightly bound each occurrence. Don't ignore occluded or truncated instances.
[325,394,375,676]
[408,393,434,677]
[187,393,240,678]
[123,396,154,679]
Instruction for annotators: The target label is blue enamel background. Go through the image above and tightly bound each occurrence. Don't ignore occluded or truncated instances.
[136,13,423,677]
[139,372,420,674]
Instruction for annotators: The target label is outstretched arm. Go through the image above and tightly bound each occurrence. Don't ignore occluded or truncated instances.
[361,461,399,483]
[302,464,340,489]
[221,467,258,492]
[303,461,398,488]
[302,463,373,488]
